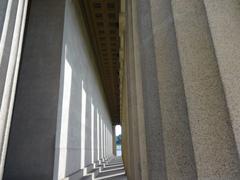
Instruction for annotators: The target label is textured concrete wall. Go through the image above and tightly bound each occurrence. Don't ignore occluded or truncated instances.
[53,1,113,179]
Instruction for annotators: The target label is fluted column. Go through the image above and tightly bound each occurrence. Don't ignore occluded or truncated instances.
[112,126,116,156]
[149,0,197,179]
[203,0,240,156]
[125,0,143,178]
[131,0,149,179]
[134,0,168,179]
[172,0,240,179]
[120,0,148,179]
[121,0,240,179]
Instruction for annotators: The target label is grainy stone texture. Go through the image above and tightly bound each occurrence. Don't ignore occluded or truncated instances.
[3,0,240,180]
[203,0,240,157]
[172,0,240,179]
[149,0,197,179]
[131,0,149,179]
[136,0,167,179]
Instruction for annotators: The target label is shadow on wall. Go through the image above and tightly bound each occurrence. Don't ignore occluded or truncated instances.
[53,1,114,179]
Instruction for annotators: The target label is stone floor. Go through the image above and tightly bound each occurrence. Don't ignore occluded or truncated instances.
[95,157,127,180]
[80,156,127,180]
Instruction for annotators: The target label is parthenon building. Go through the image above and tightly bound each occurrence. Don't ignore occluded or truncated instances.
[1,0,240,179]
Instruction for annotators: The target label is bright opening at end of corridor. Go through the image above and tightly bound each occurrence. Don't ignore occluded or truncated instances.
[115,125,122,157]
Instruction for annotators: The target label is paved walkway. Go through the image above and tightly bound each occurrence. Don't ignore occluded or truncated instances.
[80,156,127,180]
[95,157,127,180]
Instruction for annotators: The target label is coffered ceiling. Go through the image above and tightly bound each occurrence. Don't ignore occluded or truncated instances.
[80,0,120,125]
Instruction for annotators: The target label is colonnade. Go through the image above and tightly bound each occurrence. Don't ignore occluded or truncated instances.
[120,0,240,179]
[1,0,240,179]
[0,0,115,179]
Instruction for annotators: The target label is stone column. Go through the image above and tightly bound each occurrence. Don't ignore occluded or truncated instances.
[99,116,101,162]
[120,61,131,177]
[148,0,197,179]
[130,0,149,179]
[112,126,116,156]
[0,0,29,178]
[97,110,100,161]
[100,117,103,160]
[103,124,106,159]
[135,0,167,179]
[203,0,240,156]
[3,0,66,179]
[120,0,132,177]
[94,108,98,163]
[171,0,240,179]
[125,0,142,178]
[90,98,95,164]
